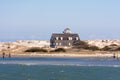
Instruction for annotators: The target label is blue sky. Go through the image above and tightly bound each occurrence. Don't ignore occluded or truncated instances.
[0,0,120,41]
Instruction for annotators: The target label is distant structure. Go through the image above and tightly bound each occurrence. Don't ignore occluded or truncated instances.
[50,28,80,48]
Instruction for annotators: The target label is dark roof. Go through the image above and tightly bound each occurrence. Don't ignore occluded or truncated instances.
[52,33,79,37]
[51,33,80,40]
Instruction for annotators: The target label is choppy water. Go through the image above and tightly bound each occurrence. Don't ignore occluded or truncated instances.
[0,57,120,80]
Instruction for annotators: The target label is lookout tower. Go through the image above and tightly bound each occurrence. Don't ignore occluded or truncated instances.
[63,28,71,34]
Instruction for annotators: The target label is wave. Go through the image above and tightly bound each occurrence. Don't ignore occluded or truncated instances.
[0,57,120,67]
[0,60,120,67]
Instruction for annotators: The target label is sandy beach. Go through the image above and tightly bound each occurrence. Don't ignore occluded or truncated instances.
[0,40,120,58]
[0,52,119,58]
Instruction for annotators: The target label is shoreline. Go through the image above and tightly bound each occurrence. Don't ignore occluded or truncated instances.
[0,53,118,58]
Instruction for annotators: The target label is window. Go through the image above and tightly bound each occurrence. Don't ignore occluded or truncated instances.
[69,43,71,46]
[68,37,72,40]
[59,43,61,46]
[56,37,59,40]
[56,43,58,45]
[61,37,63,40]
[53,43,55,45]
[52,43,55,45]
[76,37,79,40]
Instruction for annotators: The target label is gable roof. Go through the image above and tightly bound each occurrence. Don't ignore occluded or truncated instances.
[51,33,80,40]
[52,33,79,37]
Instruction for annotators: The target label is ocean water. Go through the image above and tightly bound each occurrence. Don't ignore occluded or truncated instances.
[0,57,120,80]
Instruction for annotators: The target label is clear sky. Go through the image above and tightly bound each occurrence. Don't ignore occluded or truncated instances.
[0,0,120,41]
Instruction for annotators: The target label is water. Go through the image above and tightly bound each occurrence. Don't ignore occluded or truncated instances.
[0,57,120,80]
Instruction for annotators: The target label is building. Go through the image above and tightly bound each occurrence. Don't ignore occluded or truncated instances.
[50,28,80,48]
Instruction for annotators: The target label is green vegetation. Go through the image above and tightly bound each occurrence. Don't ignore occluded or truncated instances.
[110,44,118,46]
[74,40,89,49]
[116,47,120,51]
[25,47,48,52]
[74,41,99,51]
[50,48,66,52]
[101,46,111,51]
[101,46,120,51]
[87,46,100,51]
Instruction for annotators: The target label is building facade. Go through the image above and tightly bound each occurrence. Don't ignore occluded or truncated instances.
[50,28,80,48]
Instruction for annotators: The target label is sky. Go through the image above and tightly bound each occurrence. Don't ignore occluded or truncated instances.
[0,0,120,41]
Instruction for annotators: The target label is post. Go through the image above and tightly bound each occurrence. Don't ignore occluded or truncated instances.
[8,43,11,58]
[113,53,116,58]
[8,53,11,58]
[2,52,5,59]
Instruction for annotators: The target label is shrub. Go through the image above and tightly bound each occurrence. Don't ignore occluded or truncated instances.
[110,44,118,46]
[25,47,48,52]
[74,41,89,49]
[115,47,120,51]
[88,46,100,51]
[73,41,99,51]
[102,46,111,51]
[50,48,66,52]
[74,40,88,46]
